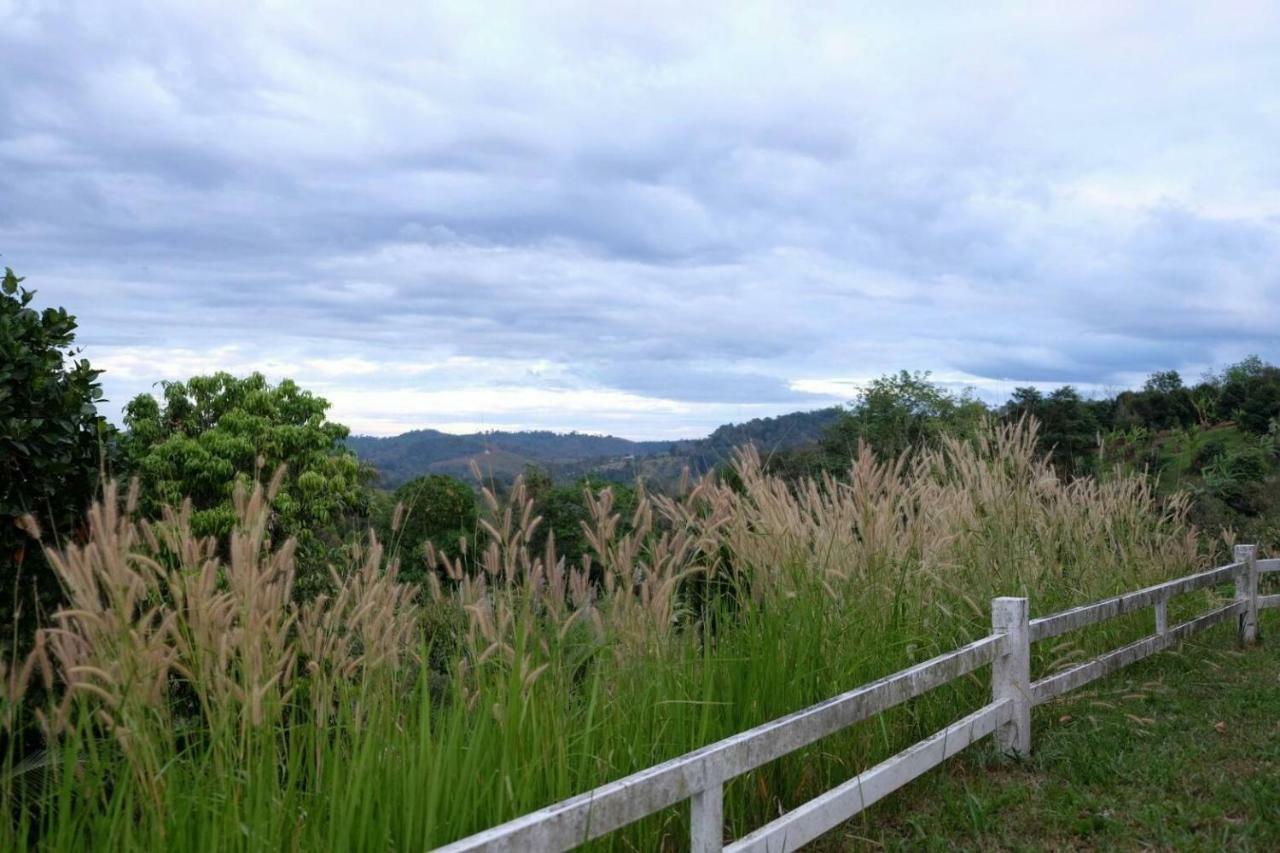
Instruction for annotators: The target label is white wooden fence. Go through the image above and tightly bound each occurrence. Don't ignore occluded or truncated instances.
[439,545,1276,853]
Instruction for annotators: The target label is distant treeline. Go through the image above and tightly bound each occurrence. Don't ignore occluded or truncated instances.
[384,359,1280,576]
[775,358,1280,479]
[346,408,844,487]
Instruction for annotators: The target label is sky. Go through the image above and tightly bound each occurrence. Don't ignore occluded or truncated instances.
[2,1,1279,439]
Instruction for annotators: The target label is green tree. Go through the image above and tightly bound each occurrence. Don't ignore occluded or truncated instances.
[1217,356,1280,434]
[390,474,477,582]
[122,372,369,596]
[821,371,988,462]
[1188,380,1221,427]
[1114,371,1197,431]
[532,477,638,571]
[1005,386,1045,423]
[521,464,554,505]
[1,267,112,640]
[1003,386,1102,474]
[1040,387,1102,474]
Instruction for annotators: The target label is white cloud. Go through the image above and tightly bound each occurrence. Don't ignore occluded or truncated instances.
[3,1,1279,438]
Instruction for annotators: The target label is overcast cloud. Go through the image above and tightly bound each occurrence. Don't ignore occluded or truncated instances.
[3,1,1278,437]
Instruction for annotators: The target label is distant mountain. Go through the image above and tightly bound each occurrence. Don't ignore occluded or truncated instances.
[346,429,671,486]
[347,408,844,488]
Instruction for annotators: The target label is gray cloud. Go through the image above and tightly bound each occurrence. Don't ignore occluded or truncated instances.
[2,1,1279,437]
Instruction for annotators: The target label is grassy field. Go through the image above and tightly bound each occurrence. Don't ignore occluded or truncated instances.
[834,616,1280,851]
[0,422,1258,850]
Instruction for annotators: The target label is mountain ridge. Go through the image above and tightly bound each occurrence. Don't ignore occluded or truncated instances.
[346,407,843,487]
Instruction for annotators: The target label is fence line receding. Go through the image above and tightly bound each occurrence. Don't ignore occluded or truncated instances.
[439,545,1274,853]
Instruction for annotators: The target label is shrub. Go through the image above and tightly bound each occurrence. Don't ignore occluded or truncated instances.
[1190,433,1229,474]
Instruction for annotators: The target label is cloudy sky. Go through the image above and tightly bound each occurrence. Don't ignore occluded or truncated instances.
[3,1,1278,438]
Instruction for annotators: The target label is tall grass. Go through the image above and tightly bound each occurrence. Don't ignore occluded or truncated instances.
[1,421,1206,850]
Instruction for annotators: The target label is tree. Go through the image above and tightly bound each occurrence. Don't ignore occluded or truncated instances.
[521,464,554,505]
[531,477,638,571]
[1216,356,1280,434]
[121,372,369,596]
[1002,386,1102,474]
[1004,386,1044,423]
[1144,370,1184,396]
[1040,387,1102,474]
[1,267,112,641]
[390,474,477,582]
[821,371,988,462]
[1113,371,1197,431]
[1189,380,1221,427]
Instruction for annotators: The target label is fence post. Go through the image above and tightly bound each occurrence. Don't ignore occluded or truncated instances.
[991,596,1031,757]
[1234,544,1260,645]
[690,783,723,853]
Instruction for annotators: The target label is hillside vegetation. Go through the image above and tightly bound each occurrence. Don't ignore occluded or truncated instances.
[350,365,1280,565]
[1,421,1208,850]
[345,428,670,485]
[345,408,842,487]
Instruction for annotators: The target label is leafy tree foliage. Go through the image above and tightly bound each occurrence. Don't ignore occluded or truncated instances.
[1216,356,1280,434]
[1188,381,1221,428]
[521,464,554,504]
[122,372,368,595]
[390,474,478,581]
[1005,386,1106,474]
[528,472,638,571]
[374,463,640,588]
[820,371,987,462]
[1,267,112,638]
[1114,370,1198,431]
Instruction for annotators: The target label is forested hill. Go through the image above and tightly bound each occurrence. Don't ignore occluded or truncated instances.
[660,407,846,473]
[347,408,843,487]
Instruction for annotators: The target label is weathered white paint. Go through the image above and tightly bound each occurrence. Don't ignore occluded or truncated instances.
[1029,563,1239,642]
[691,782,724,853]
[1235,544,1260,645]
[725,700,1012,853]
[1257,557,1280,574]
[1154,599,1168,636]
[435,633,1004,852]
[1031,601,1243,704]
[1259,593,1280,610]
[991,597,1031,757]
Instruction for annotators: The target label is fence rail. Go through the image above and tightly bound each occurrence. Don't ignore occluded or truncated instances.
[440,545,1275,853]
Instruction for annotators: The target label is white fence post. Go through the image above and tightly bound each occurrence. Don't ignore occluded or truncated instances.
[690,783,723,853]
[1234,544,1259,645]
[991,596,1031,757]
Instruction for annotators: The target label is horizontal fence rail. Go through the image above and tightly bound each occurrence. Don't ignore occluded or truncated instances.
[726,699,1012,853]
[726,698,1011,853]
[1031,601,1243,704]
[1028,563,1240,643]
[439,545,1274,852]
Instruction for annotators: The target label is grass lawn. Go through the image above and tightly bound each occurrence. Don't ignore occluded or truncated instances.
[827,613,1280,851]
